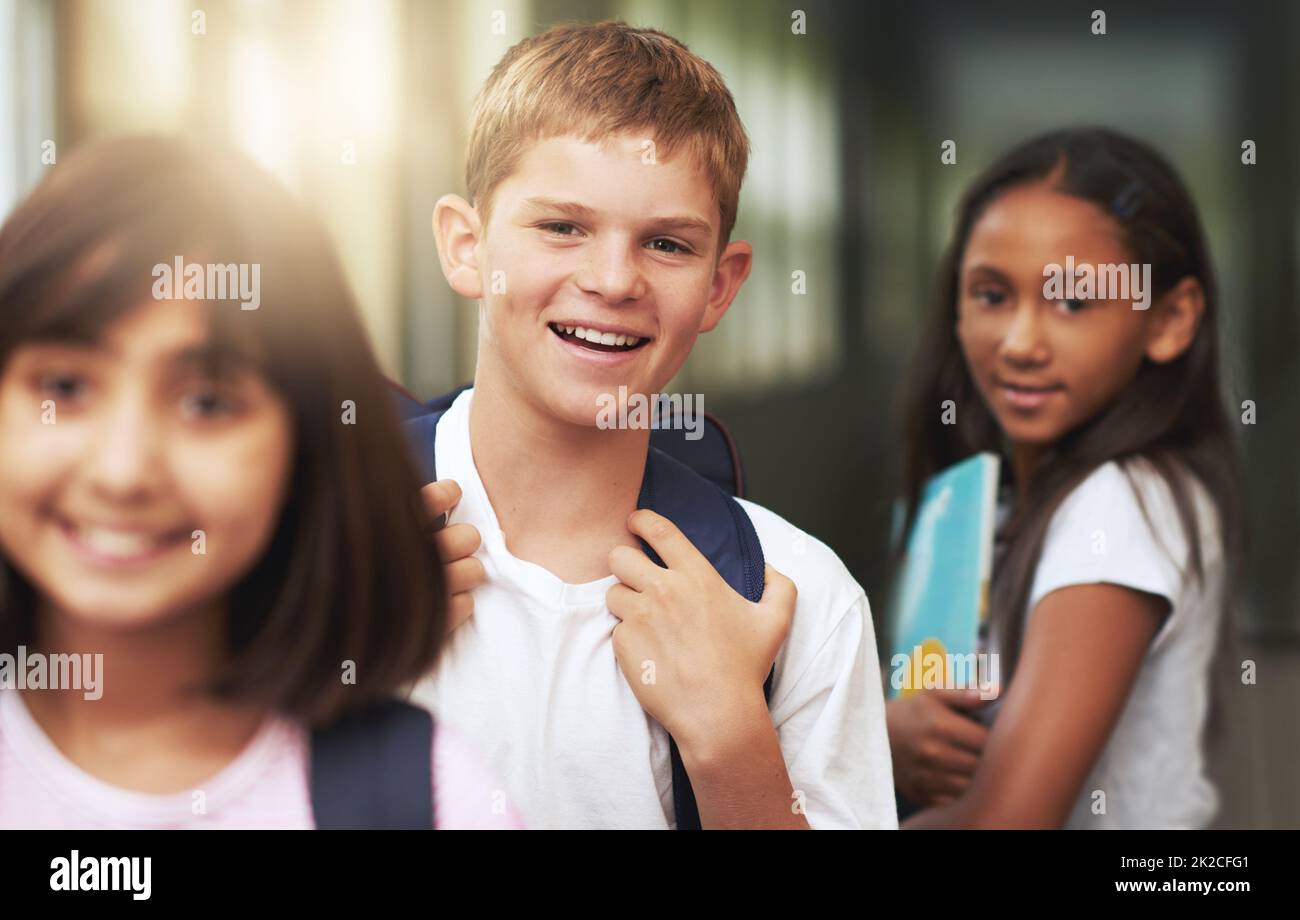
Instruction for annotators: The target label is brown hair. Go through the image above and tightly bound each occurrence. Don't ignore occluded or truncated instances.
[897,127,1243,682]
[0,136,446,726]
[466,20,750,243]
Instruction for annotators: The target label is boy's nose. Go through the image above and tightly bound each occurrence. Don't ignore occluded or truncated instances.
[574,240,648,305]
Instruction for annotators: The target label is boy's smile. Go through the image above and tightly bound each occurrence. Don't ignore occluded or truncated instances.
[437,132,752,429]
[547,320,651,361]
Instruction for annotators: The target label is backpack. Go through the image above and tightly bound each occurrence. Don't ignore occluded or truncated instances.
[311,699,436,829]
[308,383,773,829]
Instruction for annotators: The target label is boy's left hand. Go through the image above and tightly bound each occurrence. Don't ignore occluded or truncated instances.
[606,509,797,753]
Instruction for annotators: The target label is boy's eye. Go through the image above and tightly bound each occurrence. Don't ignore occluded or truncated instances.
[539,221,580,237]
[647,238,691,255]
[1055,298,1088,314]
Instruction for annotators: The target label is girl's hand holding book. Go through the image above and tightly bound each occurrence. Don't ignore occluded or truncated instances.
[886,688,993,806]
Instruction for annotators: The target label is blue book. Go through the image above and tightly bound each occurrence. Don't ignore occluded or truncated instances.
[888,453,1000,698]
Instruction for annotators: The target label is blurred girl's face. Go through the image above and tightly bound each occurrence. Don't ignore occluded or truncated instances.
[0,298,294,630]
[956,183,1157,448]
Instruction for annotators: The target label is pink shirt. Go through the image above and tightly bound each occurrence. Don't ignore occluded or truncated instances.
[0,691,526,829]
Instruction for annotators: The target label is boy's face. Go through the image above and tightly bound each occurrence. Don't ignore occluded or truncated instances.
[456,133,748,427]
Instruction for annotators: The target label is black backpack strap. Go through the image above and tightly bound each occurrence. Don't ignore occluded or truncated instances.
[645,407,748,498]
[396,386,776,831]
[638,446,774,830]
[391,380,468,484]
[310,700,436,830]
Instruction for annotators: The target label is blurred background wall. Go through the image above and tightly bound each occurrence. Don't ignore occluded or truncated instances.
[1,0,1296,826]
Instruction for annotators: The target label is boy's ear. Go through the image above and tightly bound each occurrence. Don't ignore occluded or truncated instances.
[432,194,484,300]
[698,239,753,333]
[1144,276,1205,364]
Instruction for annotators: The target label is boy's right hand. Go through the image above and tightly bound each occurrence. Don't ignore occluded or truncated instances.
[886,688,993,807]
[420,479,485,634]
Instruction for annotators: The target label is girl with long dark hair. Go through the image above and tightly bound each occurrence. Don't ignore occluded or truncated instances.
[889,128,1241,828]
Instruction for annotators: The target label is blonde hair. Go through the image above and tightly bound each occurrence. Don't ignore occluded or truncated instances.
[466,21,750,242]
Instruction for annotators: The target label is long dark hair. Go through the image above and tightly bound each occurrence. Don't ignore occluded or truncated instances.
[0,136,446,725]
[898,127,1242,681]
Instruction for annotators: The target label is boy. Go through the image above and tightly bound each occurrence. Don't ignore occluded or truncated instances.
[413,21,895,829]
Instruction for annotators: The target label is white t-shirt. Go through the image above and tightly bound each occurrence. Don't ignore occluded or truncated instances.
[410,389,897,829]
[987,458,1225,829]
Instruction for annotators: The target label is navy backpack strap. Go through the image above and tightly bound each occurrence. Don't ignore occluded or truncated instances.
[389,379,467,424]
[637,446,765,604]
[392,380,469,484]
[401,410,444,485]
[390,380,430,421]
[310,700,436,830]
[638,446,774,830]
[648,411,747,498]
[396,387,774,831]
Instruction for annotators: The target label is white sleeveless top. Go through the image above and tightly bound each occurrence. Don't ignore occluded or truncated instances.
[980,458,1225,829]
